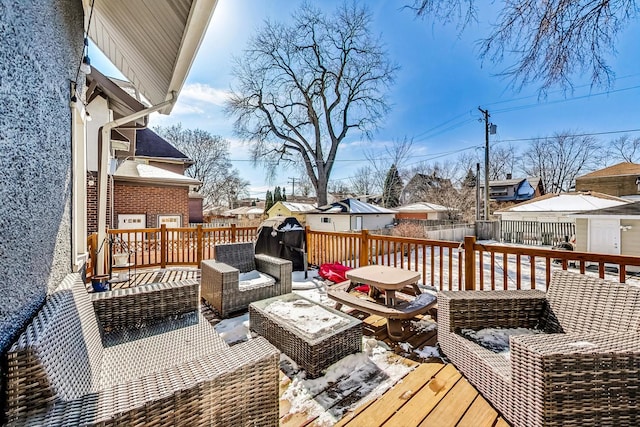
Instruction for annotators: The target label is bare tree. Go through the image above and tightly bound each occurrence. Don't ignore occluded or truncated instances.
[610,135,640,163]
[154,124,249,208]
[520,131,603,193]
[487,143,517,180]
[404,160,475,220]
[350,165,378,196]
[365,137,413,202]
[409,1,639,92]
[226,2,397,206]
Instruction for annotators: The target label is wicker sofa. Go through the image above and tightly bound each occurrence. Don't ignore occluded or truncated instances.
[5,274,280,426]
[201,242,292,317]
[438,270,640,427]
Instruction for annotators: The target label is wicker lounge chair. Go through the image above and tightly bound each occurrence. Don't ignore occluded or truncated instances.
[438,270,640,427]
[5,274,280,426]
[201,242,292,317]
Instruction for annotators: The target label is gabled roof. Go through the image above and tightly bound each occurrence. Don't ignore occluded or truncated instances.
[577,162,640,179]
[271,202,316,213]
[572,202,640,218]
[488,178,525,187]
[135,129,192,163]
[85,0,217,113]
[313,198,396,214]
[396,202,450,212]
[113,160,200,187]
[495,192,628,213]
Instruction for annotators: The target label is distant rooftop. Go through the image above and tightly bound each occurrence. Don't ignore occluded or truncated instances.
[496,191,628,213]
[135,129,192,163]
[314,198,396,214]
[577,162,640,178]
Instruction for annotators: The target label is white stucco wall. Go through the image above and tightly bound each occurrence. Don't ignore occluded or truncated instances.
[0,0,84,372]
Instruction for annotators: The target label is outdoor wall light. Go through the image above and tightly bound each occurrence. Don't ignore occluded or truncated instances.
[80,55,91,74]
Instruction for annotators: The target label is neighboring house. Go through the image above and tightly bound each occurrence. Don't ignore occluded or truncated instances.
[112,159,200,229]
[575,162,640,199]
[226,206,266,221]
[86,78,203,231]
[484,177,538,202]
[401,173,452,204]
[306,198,396,232]
[267,201,316,224]
[395,202,455,220]
[571,202,640,272]
[0,0,217,386]
[496,192,629,222]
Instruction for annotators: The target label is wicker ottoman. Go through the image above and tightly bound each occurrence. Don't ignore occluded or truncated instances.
[249,293,362,378]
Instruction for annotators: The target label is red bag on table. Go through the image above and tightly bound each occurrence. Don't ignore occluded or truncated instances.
[318,262,369,292]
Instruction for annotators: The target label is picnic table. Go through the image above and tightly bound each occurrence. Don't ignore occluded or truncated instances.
[328,265,436,340]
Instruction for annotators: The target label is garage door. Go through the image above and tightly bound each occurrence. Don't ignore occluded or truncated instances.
[588,219,620,255]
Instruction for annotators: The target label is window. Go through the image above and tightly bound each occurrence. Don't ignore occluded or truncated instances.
[322,217,331,223]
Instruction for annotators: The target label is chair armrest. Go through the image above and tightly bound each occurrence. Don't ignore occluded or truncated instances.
[509,332,640,425]
[438,290,546,332]
[255,254,292,291]
[512,332,640,360]
[91,279,200,331]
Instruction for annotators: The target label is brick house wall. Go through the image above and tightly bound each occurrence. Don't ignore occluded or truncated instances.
[87,171,112,233]
[575,176,640,197]
[114,182,189,228]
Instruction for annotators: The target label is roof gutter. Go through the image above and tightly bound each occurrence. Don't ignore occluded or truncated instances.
[96,92,177,275]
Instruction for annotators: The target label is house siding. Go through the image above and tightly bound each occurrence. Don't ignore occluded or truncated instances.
[114,183,189,228]
[620,219,640,257]
[575,218,588,252]
[0,0,84,384]
[575,176,640,196]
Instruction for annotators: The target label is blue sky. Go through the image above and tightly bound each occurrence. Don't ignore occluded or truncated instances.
[92,0,640,199]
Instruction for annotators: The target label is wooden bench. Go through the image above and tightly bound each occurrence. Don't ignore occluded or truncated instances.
[327,280,437,340]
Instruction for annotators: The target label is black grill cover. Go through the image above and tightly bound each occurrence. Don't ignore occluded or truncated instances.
[255,217,306,271]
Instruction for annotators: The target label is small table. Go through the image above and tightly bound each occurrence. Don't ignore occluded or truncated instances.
[249,293,362,378]
[346,265,422,306]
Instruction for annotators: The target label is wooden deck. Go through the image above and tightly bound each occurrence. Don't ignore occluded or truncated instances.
[104,270,510,427]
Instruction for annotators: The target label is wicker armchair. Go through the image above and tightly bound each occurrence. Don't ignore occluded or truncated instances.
[201,242,292,317]
[5,273,280,426]
[438,270,640,427]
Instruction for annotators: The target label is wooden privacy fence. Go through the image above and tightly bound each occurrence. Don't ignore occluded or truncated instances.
[305,228,640,291]
[501,220,575,246]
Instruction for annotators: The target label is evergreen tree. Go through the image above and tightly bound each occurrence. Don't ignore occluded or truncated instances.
[264,190,274,213]
[463,168,477,188]
[382,164,403,208]
[274,186,282,202]
[282,187,287,201]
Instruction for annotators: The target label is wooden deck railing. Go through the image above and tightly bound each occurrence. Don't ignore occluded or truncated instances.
[87,224,258,278]
[306,228,640,291]
[88,225,640,290]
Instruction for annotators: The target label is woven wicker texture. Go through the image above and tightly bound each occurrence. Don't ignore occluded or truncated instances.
[201,242,292,317]
[249,293,362,378]
[6,273,281,426]
[438,270,640,427]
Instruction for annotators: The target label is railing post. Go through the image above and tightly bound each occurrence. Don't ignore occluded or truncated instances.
[231,224,237,243]
[305,225,311,265]
[196,224,203,266]
[359,229,370,267]
[160,224,167,268]
[464,235,476,290]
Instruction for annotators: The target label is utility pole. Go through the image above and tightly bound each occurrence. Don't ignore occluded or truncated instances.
[288,177,296,198]
[475,162,481,221]
[478,107,490,221]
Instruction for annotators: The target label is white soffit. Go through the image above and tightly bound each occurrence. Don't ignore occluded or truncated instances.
[84,0,217,113]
